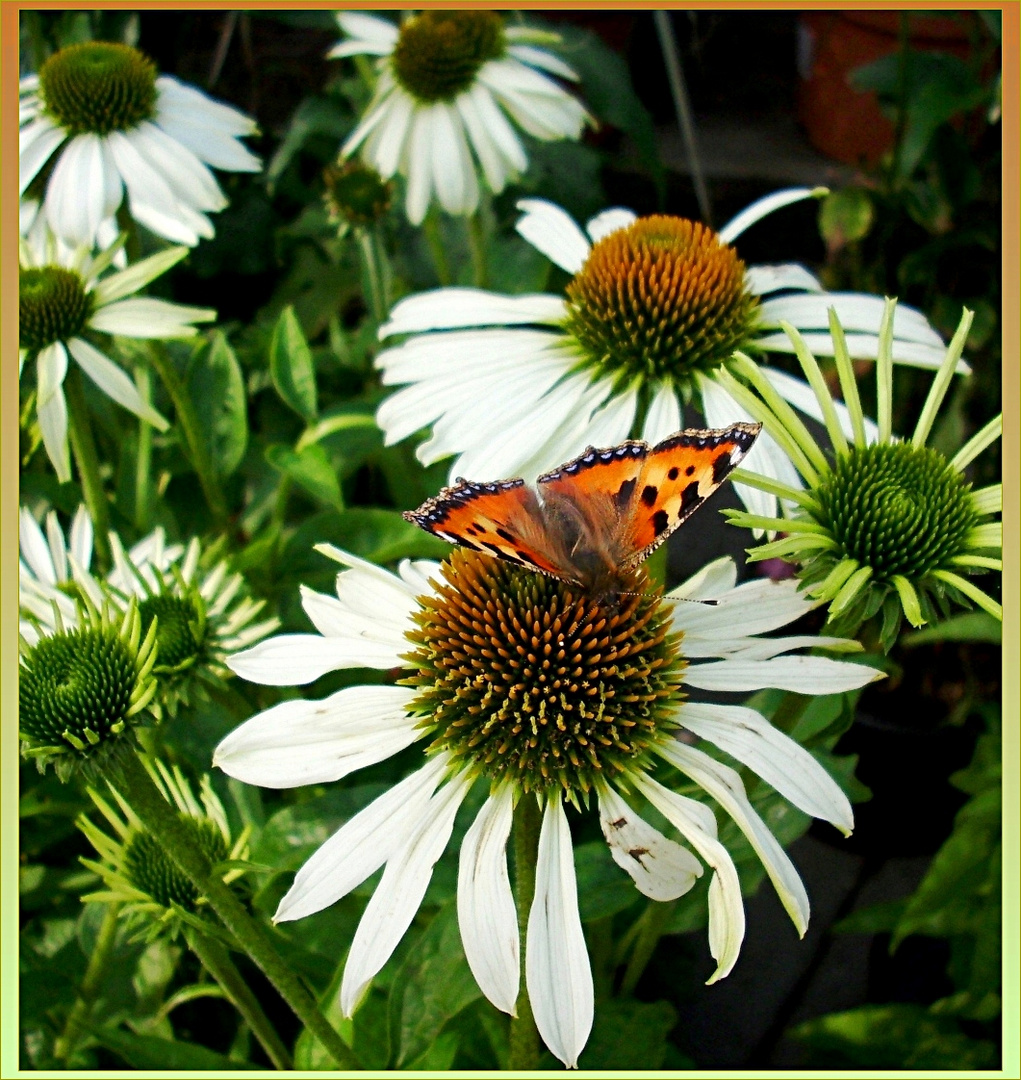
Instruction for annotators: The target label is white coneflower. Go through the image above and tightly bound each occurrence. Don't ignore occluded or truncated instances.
[20,41,260,248]
[331,11,589,224]
[721,304,1002,646]
[19,229,214,482]
[375,190,958,520]
[214,543,879,1067]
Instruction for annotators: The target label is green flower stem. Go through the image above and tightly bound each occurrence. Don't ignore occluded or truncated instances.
[111,751,360,1070]
[508,795,542,1070]
[133,365,155,534]
[422,211,452,286]
[186,927,293,1070]
[147,344,230,529]
[768,691,812,735]
[356,226,389,326]
[64,367,112,570]
[619,897,677,997]
[467,211,488,289]
[54,900,123,1063]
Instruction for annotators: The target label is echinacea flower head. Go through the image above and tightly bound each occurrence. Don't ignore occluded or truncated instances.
[77,530,280,715]
[20,41,261,248]
[19,597,159,782]
[332,11,589,224]
[375,190,959,520]
[215,543,880,1067]
[19,230,215,482]
[79,761,249,941]
[722,303,1002,648]
[323,159,392,231]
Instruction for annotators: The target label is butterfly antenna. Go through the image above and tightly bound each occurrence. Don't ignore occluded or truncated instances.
[615,589,719,606]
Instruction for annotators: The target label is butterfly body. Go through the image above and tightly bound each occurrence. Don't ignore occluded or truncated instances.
[405,423,761,597]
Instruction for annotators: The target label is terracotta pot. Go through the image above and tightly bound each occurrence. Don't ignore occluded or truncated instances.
[797,11,973,167]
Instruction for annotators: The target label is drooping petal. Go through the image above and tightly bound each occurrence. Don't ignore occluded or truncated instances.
[88,297,214,338]
[457,786,519,1015]
[632,774,744,983]
[641,380,682,443]
[43,133,105,247]
[526,794,593,1069]
[212,685,420,788]
[19,117,65,194]
[718,187,818,245]
[35,342,70,483]
[515,198,592,274]
[340,772,472,1015]
[274,753,450,923]
[676,702,854,835]
[657,741,811,935]
[19,508,57,585]
[66,337,169,429]
[598,784,702,900]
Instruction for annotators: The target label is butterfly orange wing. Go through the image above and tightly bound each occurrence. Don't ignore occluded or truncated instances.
[619,422,761,571]
[403,477,571,578]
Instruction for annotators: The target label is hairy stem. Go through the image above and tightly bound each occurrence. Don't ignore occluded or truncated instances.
[54,900,123,1063]
[508,795,542,1069]
[64,367,112,569]
[186,928,293,1070]
[147,344,229,529]
[111,751,359,1069]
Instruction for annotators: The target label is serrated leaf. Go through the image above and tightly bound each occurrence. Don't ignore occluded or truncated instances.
[186,331,248,478]
[265,443,341,508]
[269,305,318,422]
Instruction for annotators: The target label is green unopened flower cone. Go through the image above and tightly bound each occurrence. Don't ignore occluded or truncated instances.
[722,302,1002,649]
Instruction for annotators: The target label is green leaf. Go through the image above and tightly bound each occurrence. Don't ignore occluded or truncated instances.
[185,331,248,479]
[577,998,677,1070]
[269,305,318,422]
[574,840,642,922]
[851,52,987,179]
[902,610,1002,646]
[265,443,342,508]
[254,784,388,871]
[390,902,482,1067]
[404,1031,459,1070]
[283,508,449,575]
[832,899,907,936]
[790,1003,997,1069]
[88,1025,254,1070]
[265,96,352,192]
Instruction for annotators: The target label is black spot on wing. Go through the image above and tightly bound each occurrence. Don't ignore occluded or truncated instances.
[679,481,702,515]
[668,467,679,480]
[652,509,669,536]
[496,528,516,543]
[641,485,659,508]
[515,549,540,567]
[685,465,696,477]
[711,451,733,484]
[614,477,637,509]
